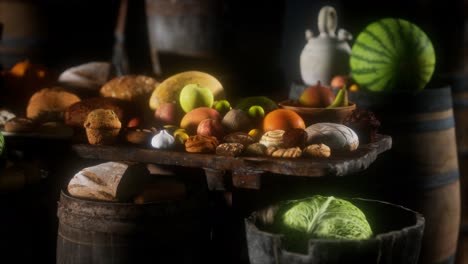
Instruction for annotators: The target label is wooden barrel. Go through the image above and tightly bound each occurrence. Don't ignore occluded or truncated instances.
[56,190,210,264]
[245,198,425,264]
[0,1,46,68]
[437,73,468,264]
[349,86,460,264]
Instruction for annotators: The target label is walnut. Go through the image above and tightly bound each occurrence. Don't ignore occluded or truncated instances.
[216,143,245,157]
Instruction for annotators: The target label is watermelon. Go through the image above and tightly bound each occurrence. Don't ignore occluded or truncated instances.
[350,18,435,92]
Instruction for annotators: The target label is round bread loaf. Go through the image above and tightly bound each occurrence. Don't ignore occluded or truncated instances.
[65,97,138,128]
[100,75,159,103]
[26,87,81,122]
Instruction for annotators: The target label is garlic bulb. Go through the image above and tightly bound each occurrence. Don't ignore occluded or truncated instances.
[151,130,176,149]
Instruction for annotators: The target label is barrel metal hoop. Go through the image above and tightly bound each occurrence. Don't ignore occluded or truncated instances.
[390,116,455,133]
[452,98,468,108]
[413,170,459,190]
[434,254,455,264]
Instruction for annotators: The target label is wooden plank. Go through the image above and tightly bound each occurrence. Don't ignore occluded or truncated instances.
[71,134,392,178]
[232,169,262,189]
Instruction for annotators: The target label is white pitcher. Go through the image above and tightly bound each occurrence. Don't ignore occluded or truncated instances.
[299,6,352,86]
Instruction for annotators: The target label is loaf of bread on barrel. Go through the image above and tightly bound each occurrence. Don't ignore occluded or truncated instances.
[67,162,150,202]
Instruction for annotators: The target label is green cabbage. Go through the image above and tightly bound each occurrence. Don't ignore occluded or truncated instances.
[280,195,373,241]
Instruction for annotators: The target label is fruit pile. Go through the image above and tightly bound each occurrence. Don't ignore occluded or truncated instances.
[119,70,367,159]
[0,59,377,160]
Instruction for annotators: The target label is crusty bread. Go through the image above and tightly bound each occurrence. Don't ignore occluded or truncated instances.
[100,75,159,103]
[67,161,150,202]
[26,87,81,122]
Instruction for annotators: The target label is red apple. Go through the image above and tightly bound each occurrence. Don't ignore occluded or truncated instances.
[197,118,225,139]
[330,75,351,90]
[127,117,143,128]
[298,81,335,107]
[154,102,182,126]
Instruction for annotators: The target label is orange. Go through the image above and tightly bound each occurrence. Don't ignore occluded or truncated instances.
[263,109,305,132]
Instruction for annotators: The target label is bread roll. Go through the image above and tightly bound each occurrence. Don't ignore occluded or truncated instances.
[100,75,159,104]
[26,87,81,122]
[84,109,122,145]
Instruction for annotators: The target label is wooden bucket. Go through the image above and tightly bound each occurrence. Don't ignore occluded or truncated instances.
[349,86,461,264]
[56,190,210,264]
[245,198,425,264]
[0,1,46,68]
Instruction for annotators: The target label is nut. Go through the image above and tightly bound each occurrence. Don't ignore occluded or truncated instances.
[303,144,331,158]
[245,143,267,156]
[223,132,256,147]
[216,143,245,157]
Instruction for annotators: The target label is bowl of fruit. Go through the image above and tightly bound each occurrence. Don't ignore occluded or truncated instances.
[279,82,355,125]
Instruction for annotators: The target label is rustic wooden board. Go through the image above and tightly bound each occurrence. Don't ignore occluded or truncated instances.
[71,134,391,179]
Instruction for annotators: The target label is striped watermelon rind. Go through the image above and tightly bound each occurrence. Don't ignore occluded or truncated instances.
[350,18,435,92]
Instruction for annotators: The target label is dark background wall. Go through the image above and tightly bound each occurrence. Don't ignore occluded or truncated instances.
[1,0,466,99]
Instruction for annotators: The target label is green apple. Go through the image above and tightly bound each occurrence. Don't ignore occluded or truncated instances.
[179,84,214,113]
[247,105,265,120]
[213,100,231,116]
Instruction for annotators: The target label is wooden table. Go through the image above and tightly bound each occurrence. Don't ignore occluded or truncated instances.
[71,134,392,190]
[70,134,392,263]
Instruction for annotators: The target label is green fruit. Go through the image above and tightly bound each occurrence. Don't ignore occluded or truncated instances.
[179,84,214,113]
[213,100,231,115]
[247,105,265,119]
[326,87,348,108]
[149,71,224,110]
[350,18,435,92]
[235,96,278,114]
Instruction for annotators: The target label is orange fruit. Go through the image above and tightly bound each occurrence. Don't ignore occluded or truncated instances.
[263,109,305,132]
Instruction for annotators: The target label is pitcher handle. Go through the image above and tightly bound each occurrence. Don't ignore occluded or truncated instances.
[318,6,337,37]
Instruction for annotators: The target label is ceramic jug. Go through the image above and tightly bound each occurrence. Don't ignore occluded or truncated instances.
[300,6,352,86]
